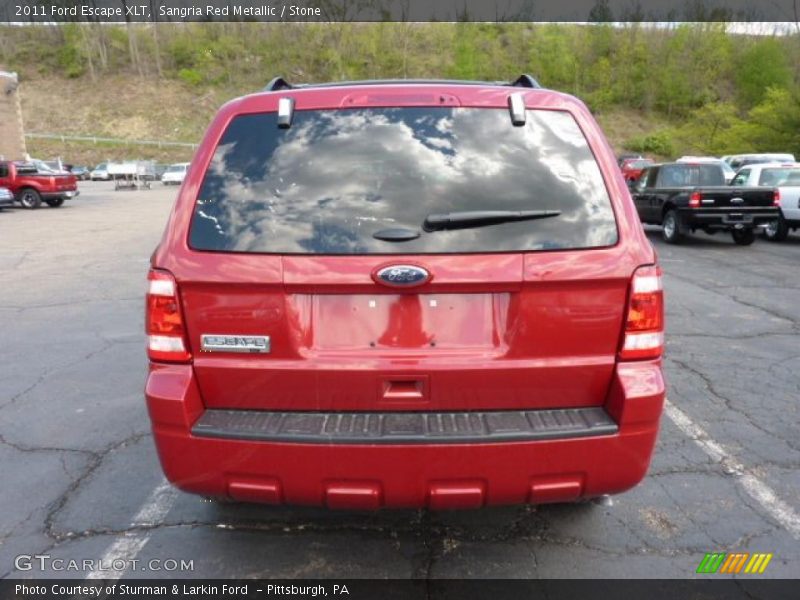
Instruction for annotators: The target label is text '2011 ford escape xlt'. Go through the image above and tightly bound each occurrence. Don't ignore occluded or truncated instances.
[145,75,665,509]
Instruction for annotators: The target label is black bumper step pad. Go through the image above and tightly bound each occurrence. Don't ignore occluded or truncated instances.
[192,406,618,444]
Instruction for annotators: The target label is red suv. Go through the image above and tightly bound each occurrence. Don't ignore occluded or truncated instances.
[621,157,654,183]
[145,76,665,509]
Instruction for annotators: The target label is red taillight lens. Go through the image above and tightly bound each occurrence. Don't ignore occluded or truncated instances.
[620,265,664,361]
[689,192,701,207]
[773,188,781,206]
[146,269,191,363]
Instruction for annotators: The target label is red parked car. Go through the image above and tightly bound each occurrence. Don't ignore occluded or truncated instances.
[621,157,654,183]
[0,160,79,208]
[145,76,665,509]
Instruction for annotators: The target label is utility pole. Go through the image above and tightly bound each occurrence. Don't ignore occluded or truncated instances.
[0,69,27,160]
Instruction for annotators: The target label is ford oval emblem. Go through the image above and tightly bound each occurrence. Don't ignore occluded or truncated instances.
[374,264,431,288]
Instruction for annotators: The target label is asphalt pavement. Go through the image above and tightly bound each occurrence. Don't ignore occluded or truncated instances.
[0,182,798,580]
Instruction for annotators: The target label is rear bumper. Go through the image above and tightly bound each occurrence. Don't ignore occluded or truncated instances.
[777,206,800,225]
[146,361,665,509]
[678,208,778,230]
[41,191,79,200]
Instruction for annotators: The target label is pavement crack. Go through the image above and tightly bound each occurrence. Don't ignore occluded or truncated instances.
[728,294,800,330]
[668,332,794,341]
[43,431,150,542]
[412,510,437,583]
[665,271,800,333]
[667,357,793,448]
[649,467,719,477]
[0,432,99,457]
[655,477,721,548]
[0,338,115,412]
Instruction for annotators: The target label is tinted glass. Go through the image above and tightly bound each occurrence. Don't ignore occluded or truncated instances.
[190,108,617,254]
[731,169,750,186]
[14,162,37,174]
[759,168,800,186]
[656,164,724,187]
[628,160,652,169]
[634,169,649,191]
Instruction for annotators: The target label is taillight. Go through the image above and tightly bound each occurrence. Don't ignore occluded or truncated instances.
[773,188,781,206]
[620,265,664,361]
[146,269,191,363]
[689,191,701,207]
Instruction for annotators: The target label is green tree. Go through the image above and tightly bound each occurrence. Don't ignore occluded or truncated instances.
[674,102,742,154]
[737,87,800,155]
[735,38,792,107]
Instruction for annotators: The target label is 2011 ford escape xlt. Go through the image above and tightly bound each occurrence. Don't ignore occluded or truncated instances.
[145,76,666,509]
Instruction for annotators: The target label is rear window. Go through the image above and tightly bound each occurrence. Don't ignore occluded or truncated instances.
[189,107,617,254]
[758,168,800,186]
[13,162,38,175]
[656,164,724,187]
[627,160,652,169]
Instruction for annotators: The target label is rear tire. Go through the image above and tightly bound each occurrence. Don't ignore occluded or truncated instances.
[18,189,42,209]
[731,228,756,246]
[763,217,789,242]
[45,198,65,208]
[661,210,683,244]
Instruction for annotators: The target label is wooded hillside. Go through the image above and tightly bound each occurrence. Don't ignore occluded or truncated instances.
[1,23,799,162]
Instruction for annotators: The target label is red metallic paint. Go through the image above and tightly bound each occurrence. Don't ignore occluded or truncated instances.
[147,360,662,508]
[0,160,79,200]
[146,83,664,508]
[621,158,654,182]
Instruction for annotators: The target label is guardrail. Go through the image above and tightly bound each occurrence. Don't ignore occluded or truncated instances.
[25,132,198,149]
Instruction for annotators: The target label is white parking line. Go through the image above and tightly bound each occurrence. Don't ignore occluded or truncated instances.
[664,400,800,540]
[85,479,178,580]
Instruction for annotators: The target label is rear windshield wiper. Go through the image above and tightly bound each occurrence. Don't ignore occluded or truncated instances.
[423,210,561,232]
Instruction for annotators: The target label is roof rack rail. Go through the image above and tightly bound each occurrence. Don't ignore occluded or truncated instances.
[264,77,293,92]
[511,74,541,89]
[262,75,542,92]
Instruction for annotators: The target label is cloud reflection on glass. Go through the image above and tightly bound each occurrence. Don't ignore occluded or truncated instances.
[190,107,617,254]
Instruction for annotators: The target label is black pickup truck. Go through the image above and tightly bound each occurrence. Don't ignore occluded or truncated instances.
[630,162,779,245]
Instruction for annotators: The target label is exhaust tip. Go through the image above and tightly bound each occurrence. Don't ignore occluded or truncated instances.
[592,494,614,507]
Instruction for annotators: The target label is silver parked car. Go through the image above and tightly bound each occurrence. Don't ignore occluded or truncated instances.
[90,163,111,181]
[0,186,14,209]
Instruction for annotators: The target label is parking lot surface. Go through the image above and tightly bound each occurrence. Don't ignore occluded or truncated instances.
[0,182,798,579]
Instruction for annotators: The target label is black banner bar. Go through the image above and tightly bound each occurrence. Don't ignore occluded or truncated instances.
[2,0,800,23]
[2,579,799,600]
